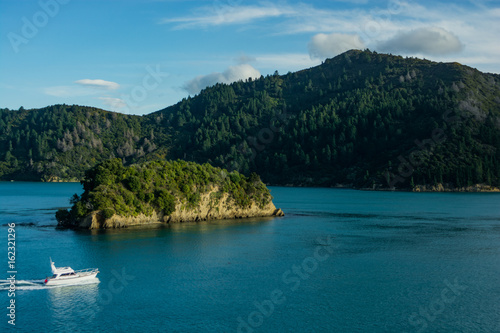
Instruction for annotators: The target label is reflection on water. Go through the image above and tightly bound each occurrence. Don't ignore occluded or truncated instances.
[48,283,100,329]
[87,216,276,241]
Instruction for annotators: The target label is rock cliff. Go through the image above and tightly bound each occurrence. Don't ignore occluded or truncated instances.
[79,188,284,229]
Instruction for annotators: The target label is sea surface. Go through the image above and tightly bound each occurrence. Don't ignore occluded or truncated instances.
[0,182,499,332]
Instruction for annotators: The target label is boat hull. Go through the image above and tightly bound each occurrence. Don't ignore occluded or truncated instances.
[45,272,99,286]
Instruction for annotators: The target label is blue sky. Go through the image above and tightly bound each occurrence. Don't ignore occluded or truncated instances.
[1,0,499,115]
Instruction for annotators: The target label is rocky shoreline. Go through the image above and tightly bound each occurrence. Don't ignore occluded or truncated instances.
[278,182,500,193]
[76,189,284,230]
[411,183,500,192]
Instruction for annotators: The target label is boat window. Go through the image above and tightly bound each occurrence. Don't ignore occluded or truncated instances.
[52,274,57,278]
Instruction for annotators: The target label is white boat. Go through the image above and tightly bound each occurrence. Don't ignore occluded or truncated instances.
[44,258,99,286]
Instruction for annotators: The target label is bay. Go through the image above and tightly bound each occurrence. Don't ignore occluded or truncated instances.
[0,182,499,332]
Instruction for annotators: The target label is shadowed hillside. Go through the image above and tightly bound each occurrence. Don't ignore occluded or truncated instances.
[2,50,500,189]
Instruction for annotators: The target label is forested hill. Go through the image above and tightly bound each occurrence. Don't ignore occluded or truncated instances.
[0,105,171,181]
[2,49,500,189]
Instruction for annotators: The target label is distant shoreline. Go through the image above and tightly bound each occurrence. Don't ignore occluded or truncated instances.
[272,183,500,193]
[3,180,500,193]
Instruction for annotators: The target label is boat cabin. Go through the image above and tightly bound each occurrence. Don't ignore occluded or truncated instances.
[50,260,78,278]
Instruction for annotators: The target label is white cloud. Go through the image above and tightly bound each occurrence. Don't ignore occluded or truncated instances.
[161,4,295,29]
[162,2,363,35]
[377,27,464,56]
[159,1,500,73]
[235,53,257,65]
[99,97,127,109]
[308,33,365,59]
[75,79,120,90]
[184,64,261,95]
[45,79,121,99]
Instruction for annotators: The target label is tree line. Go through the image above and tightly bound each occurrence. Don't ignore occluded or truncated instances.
[1,49,499,188]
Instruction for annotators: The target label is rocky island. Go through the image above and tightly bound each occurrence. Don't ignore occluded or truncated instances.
[56,159,283,229]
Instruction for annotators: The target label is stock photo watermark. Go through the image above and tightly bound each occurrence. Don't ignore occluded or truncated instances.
[384,127,447,188]
[236,235,337,333]
[384,81,470,188]
[212,0,242,20]
[83,267,135,323]
[405,278,468,332]
[223,108,291,173]
[210,0,290,173]
[7,0,70,53]
[240,109,291,162]
[119,65,169,113]
[360,0,403,43]
[6,223,16,326]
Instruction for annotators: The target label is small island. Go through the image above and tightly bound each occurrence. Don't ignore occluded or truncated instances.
[56,159,284,229]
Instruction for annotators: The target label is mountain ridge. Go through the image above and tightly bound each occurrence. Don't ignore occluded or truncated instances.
[1,49,499,189]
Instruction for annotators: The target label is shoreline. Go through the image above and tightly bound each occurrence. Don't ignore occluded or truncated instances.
[4,179,500,193]
[70,204,284,230]
[271,183,500,193]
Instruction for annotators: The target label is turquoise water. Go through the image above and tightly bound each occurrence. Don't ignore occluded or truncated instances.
[1,182,499,332]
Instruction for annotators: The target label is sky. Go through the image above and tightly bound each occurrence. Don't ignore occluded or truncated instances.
[1,0,499,116]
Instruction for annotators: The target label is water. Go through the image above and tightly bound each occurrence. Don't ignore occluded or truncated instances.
[0,182,499,332]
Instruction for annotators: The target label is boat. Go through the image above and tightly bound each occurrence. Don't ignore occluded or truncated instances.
[44,258,99,286]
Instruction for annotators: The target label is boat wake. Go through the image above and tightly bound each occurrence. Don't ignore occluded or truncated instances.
[0,278,100,290]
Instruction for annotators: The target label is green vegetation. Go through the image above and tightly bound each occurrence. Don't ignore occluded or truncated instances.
[2,50,500,188]
[0,105,169,181]
[55,158,273,228]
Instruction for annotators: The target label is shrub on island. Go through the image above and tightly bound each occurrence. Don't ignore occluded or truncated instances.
[56,158,283,229]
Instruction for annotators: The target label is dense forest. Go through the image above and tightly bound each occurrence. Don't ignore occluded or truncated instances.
[1,50,500,188]
[0,105,170,181]
[56,158,273,228]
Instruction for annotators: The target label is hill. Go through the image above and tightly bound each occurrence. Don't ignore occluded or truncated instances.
[2,49,500,189]
[0,104,170,181]
[56,159,283,229]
